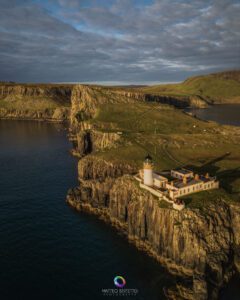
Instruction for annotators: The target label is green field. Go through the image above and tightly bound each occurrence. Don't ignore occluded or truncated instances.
[139,71,240,103]
[1,72,240,207]
[85,99,240,206]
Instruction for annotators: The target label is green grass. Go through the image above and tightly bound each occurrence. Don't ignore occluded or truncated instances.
[3,78,239,207]
[140,71,240,103]
[92,102,214,134]
[88,99,240,205]
[182,188,234,210]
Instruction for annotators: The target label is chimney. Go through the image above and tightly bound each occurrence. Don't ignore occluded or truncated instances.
[171,181,174,186]
[205,173,209,179]
[183,176,187,185]
[194,173,199,180]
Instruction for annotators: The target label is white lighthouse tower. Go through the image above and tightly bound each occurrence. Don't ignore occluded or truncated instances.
[143,154,153,186]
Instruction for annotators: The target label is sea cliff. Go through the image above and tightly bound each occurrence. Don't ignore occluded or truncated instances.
[0,82,209,123]
[0,81,239,299]
[0,83,72,121]
[67,158,240,299]
[66,84,240,299]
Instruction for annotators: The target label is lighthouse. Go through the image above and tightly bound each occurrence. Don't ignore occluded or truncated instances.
[143,154,153,186]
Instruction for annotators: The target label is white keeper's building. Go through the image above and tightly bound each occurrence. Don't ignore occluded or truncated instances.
[138,155,219,202]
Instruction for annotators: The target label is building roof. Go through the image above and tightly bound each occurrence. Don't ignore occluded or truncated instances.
[153,173,168,181]
[173,176,216,189]
[199,175,216,182]
[145,154,152,161]
[174,179,201,188]
[172,168,193,175]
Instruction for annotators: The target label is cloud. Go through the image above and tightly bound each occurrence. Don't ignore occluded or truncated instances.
[0,0,239,83]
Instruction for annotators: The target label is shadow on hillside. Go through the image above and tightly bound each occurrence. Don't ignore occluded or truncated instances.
[183,152,239,195]
[185,152,230,174]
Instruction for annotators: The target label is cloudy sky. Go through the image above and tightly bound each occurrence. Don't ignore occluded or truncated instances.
[0,0,239,84]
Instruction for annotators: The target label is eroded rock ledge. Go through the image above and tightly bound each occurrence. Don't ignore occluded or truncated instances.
[67,156,240,300]
[65,84,240,299]
[1,83,239,299]
[0,84,208,123]
[0,107,70,122]
[0,84,72,122]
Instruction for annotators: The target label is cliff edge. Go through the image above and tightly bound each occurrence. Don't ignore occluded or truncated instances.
[67,156,240,299]
[66,84,240,299]
[0,83,72,121]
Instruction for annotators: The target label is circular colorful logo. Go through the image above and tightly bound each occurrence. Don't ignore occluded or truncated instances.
[114,276,126,288]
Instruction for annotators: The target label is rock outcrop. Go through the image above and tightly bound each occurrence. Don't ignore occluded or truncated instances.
[0,84,72,102]
[77,156,137,180]
[189,96,209,108]
[67,168,240,300]
[68,84,199,158]
[1,81,239,299]
[0,83,208,123]
[0,107,70,122]
[60,82,240,299]
[0,84,72,121]
[71,130,121,157]
[69,85,205,132]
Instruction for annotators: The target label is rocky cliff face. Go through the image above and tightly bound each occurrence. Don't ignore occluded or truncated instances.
[0,84,72,121]
[67,167,240,300]
[229,204,240,272]
[62,83,240,299]
[71,130,121,157]
[69,84,197,157]
[0,84,72,101]
[0,83,206,123]
[77,156,137,180]
[2,81,238,299]
[189,96,209,108]
[0,107,70,122]
[69,85,203,132]
[70,85,145,131]
[105,89,191,108]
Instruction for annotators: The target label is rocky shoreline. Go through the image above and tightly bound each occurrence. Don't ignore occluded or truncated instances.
[66,168,240,300]
[1,83,240,299]
[65,85,240,300]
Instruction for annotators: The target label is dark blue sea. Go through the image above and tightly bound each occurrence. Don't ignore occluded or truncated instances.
[185,104,240,126]
[0,120,239,300]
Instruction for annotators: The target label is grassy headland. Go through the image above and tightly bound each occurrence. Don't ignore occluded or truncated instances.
[85,97,240,206]
[1,71,240,207]
[139,70,240,104]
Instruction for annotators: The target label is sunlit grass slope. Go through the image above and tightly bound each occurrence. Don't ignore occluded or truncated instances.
[140,70,240,103]
[87,100,240,204]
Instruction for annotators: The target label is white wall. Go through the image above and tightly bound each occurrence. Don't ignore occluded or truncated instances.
[170,180,219,199]
[144,169,153,186]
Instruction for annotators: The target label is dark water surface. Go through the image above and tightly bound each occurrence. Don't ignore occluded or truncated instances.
[0,120,239,300]
[185,104,240,126]
[0,120,176,300]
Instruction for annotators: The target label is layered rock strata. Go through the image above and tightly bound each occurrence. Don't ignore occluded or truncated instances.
[66,85,239,299]
[0,84,72,121]
[67,167,239,300]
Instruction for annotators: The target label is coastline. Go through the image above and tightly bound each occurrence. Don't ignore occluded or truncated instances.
[1,83,240,299]
[65,170,240,300]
